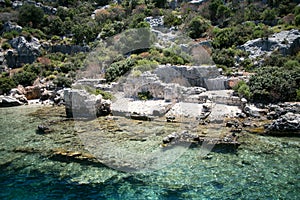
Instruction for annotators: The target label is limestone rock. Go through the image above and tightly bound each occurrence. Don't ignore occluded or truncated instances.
[64,89,111,118]
[239,29,300,61]
[6,36,41,68]
[25,85,41,100]
[0,96,23,107]
[266,112,300,132]
[154,65,225,89]
[0,21,22,34]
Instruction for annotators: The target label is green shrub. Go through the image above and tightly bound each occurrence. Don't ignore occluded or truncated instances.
[296,88,300,101]
[0,77,16,95]
[1,42,11,50]
[163,10,182,28]
[283,60,300,70]
[187,16,209,39]
[51,35,61,42]
[95,89,114,100]
[134,59,158,72]
[18,4,44,28]
[23,64,41,75]
[105,58,136,82]
[47,74,56,81]
[262,8,276,21]
[75,85,114,100]
[138,91,153,100]
[13,71,37,87]
[212,48,236,68]
[233,80,252,100]
[3,30,19,40]
[249,66,300,102]
[53,76,72,88]
[295,14,300,26]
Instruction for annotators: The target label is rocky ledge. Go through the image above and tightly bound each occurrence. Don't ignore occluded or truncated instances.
[266,112,300,134]
[0,95,24,107]
[162,130,240,149]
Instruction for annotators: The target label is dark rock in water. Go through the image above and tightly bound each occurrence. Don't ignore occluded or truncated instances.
[236,112,247,118]
[242,121,252,127]
[0,96,23,107]
[230,128,242,133]
[226,120,239,128]
[130,113,154,121]
[163,132,179,144]
[266,112,300,133]
[162,131,240,148]
[196,112,211,120]
[166,116,175,122]
[37,124,51,134]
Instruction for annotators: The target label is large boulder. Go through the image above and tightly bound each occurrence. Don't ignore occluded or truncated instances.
[25,85,42,100]
[239,29,300,61]
[266,112,300,132]
[0,21,22,34]
[64,89,111,118]
[6,36,41,68]
[0,96,23,107]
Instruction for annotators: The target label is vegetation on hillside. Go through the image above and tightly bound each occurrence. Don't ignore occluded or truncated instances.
[0,0,299,102]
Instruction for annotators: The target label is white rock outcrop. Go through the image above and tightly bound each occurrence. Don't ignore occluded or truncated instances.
[239,29,300,60]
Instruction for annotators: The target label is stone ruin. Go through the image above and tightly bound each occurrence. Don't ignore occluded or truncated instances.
[64,89,111,119]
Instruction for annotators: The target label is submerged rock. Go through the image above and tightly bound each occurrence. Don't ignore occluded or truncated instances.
[37,124,51,134]
[162,130,240,147]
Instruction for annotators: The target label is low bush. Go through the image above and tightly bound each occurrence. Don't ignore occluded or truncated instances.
[0,77,16,95]
[1,42,11,50]
[138,91,153,100]
[13,71,37,87]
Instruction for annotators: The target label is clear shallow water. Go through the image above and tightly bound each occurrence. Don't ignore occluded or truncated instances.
[0,106,299,199]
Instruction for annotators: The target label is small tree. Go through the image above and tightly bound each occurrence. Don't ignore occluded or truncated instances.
[187,16,209,39]
[18,4,44,28]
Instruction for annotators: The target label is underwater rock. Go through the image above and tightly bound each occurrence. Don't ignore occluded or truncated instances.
[37,124,51,134]
[129,113,154,121]
[162,130,240,147]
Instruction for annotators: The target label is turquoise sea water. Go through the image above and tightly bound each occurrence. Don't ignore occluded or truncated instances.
[0,106,299,199]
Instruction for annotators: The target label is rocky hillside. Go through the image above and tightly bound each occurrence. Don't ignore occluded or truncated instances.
[0,0,299,105]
